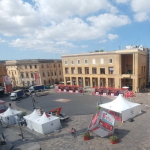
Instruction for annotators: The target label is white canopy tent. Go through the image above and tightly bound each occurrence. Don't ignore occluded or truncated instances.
[100,94,141,121]
[32,112,61,135]
[0,107,22,125]
[24,109,41,129]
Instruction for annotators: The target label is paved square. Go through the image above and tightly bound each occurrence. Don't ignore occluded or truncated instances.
[53,99,71,102]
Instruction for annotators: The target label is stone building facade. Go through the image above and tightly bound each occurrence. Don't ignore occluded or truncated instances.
[0,61,7,86]
[5,59,63,87]
[62,49,147,92]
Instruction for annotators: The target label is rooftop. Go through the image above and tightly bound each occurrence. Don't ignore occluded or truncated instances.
[62,48,147,58]
[5,59,62,65]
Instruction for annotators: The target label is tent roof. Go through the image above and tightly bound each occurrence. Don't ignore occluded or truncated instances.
[24,109,40,120]
[100,94,140,113]
[0,107,21,117]
[33,112,59,125]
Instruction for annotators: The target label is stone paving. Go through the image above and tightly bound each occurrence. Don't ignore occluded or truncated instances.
[3,92,150,150]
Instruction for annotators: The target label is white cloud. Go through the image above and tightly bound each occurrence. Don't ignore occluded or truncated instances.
[115,0,129,3]
[0,38,5,43]
[33,0,118,21]
[81,45,88,48]
[0,0,131,53]
[108,34,119,40]
[9,38,73,53]
[131,0,150,22]
[99,40,107,43]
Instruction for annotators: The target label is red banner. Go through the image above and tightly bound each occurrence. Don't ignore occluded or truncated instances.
[35,73,40,85]
[3,76,12,94]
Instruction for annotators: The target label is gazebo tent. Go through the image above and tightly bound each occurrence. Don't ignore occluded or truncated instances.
[32,113,61,135]
[24,109,41,129]
[100,94,141,121]
[0,107,22,125]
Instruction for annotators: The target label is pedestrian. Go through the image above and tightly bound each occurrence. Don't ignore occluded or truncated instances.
[9,103,11,108]
[71,128,76,137]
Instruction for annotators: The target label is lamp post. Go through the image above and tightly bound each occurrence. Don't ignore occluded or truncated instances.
[81,77,84,95]
[100,81,102,104]
[17,116,25,140]
[30,94,35,109]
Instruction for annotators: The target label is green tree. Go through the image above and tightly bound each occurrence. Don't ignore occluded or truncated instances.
[94,50,99,52]
[100,49,104,52]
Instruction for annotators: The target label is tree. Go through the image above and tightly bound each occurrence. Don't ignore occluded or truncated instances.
[100,49,104,52]
[94,50,100,52]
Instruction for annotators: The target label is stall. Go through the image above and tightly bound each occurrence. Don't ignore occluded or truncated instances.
[100,94,141,121]
[0,107,22,125]
[24,109,41,129]
[32,112,61,135]
[0,100,6,113]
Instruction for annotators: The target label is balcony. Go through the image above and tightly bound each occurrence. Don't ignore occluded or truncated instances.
[122,74,131,78]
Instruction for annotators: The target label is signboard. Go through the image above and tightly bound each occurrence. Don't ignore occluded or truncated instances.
[35,73,40,85]
[88,110,115,137]
[3,76,12,94]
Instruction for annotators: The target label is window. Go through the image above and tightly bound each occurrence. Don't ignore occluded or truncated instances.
[92,68,97,74]
[65,68,69,74]
[65,61,67,65]
[26,73,29,78]
[100,68,105,74]
[54,64,55,68]
[71,60,74,65]
[78,67,82,74]
[109,67,114,74]
[55,72,56,76]
[43,72,45,77]
[35,65,37,68]
[41,64,44,68]
[60,78,62,81]
[85,67,89,74]
[59,64,60,67]
[27,81,30,86]
[85,60,88,64]
[59,71,61,75]
[142,66,143,73]
[25,65,27,69]
[109,59,112,64]
[32,81,34,85]
[144,66,145,72]
[71,68,75,74]
[51,72,53,76]
[47,64,49,68]
[31,73,34,78]
[77,60,80,64]
[92,59,96,64]
[44,80,46,85]
[48,72,50,76]
[100,59,104,64]
[30,65,32,69]
[22,81,25,86]
[21,73,24,78]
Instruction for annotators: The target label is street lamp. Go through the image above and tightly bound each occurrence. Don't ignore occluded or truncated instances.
[17,116,25,140]
[30,94,35,109]
[99,81,102,104]
[81,77,84,95]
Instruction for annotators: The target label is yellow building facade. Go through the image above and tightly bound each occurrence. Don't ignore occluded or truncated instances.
[0,61,7,86]
[62,49,147,92]
[5,59,63,87]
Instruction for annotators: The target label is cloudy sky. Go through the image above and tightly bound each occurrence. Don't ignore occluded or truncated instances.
[0,0,150,60]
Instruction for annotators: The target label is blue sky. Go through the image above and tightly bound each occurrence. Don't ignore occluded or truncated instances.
[0,0,150,60]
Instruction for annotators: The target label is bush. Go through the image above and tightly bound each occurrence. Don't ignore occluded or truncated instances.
[21,112,27,116]
[83,131,90,138]
[109,135,118,142]
[97,106,101,111]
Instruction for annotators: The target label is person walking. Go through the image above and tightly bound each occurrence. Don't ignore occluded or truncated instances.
[71,128,76,137]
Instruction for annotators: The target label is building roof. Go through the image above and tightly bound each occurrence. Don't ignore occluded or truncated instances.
[5,59,62,66]
[62,48,147,58]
